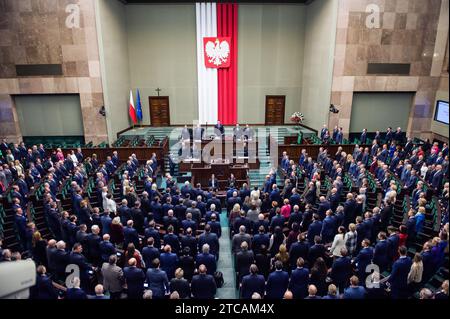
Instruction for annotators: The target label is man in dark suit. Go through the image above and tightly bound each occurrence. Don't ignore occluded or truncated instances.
[180,228,198,257]
[388,246,412,299]
[214,120,225,137]
[123,220,139,249]
[198,224,219,259]
[206,194,222,212]
[317,196,330,219]
[162,225,180,255]
[385,127,393,144]
[288,257,310,299]
[208,174,219,190]
[235,241,255,283]
[66,277,87,300]
[196,244,217,275]
[289,233,310,270]
[191,264,217,299]
[343,193,356,228]
[320,210,336,243]
[270,210,285,232]
[373,232,389,273]
[144,221,161,249]
[142,237,160,270]
[240,264,265,299]
[99,234,116,265]
[320,125,328,141]
[307,214,322,242]
[252,226,270,254]
[159,244,179,280]
[85,225,102,266]
[330,247,353,293]
[432,165,444,193]
[123,258,145,299]
[69,243,94,290]
[308,236,326,266]
[265,261,289,299]
[207,214,221,238]
[227,191,242,213]
[360,129,367,145]
[353,239,374,282]
[52,241,69,281]
[14,208,28,250]
[233,210,251,235]
[335,127,343,144]
[146,258,170,299]
[34,265,58,299]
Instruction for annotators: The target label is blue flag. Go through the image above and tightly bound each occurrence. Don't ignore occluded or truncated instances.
[136,89,143,122]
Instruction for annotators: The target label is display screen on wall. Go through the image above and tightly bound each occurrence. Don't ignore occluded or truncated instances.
[434,100,449,125]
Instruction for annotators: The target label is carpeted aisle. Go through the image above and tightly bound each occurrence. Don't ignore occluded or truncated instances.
[215,210,238,299]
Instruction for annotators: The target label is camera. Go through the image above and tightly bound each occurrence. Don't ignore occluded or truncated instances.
[0,260,36,299]
[329,104,340,114]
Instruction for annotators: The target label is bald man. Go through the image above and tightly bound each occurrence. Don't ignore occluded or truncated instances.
[191,264,217,299]
[123,258,145,299]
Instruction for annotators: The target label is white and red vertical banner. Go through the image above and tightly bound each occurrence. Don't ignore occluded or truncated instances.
[196,2,218,125]
[196,2,238,125]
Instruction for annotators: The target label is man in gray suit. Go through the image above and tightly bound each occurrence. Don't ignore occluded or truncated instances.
[232,226,252,254]
[101,255,124,299]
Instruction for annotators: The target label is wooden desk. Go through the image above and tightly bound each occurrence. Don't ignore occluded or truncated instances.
[190,162,249,188]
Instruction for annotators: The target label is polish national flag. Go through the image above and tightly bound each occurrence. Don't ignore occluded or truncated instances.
[129,90,137,124]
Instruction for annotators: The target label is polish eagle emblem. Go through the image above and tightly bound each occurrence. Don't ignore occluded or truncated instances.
[203,37,231,68]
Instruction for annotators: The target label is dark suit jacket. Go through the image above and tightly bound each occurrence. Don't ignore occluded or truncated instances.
[307,221,323,242]
[289,267,310,299]
[241,273,265,299]
[123,266,145,299]
[330,256,352,285]
[142,246,160,269]
[196,253,217,274]
[388,256,412,295]
[123,226,139,248]
[146,268,169,298]
[266,270,289,299]
[191,274,217,299]
[170,277,191,299]
[35,275,58,299]
[66,287,87,300]
[373,240,389,271]
[163,233,181,254]
[180,235,198,256]
[99,240,116,263]
[235,250,255,279]
[198,232,219,255]
[159,252,179,279]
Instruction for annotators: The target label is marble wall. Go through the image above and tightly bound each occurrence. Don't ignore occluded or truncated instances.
[0,0,107,144]
[329,0,449,141]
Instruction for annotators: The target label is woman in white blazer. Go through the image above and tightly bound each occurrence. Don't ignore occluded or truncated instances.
[330,226,346,259]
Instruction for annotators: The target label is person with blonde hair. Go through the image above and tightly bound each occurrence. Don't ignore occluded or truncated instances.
[32,230,47,265]
[435,280,449,299]
[407,253,423,293]
[273,244,289,270]
[169,268,190,299]
[229,203,242,226]
[323,284,338,299]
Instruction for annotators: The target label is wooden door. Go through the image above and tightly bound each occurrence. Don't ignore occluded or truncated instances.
[149,96,170,126]
[265,95,285,125]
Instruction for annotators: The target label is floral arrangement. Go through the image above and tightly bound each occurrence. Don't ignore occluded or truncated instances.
[290,112,304,124]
